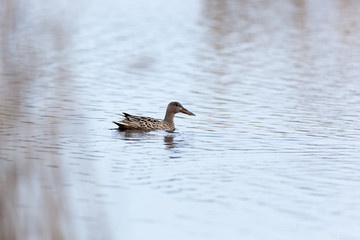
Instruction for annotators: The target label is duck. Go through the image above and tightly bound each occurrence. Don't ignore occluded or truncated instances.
[113,102,195,132]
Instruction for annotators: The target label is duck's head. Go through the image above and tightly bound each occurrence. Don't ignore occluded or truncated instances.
[168,102,196,116]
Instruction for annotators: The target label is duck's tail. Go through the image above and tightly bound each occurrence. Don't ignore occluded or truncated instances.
[113,121,129,130]
[122,112,131,119]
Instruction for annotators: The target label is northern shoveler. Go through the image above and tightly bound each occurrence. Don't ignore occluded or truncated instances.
[113,102,195,132]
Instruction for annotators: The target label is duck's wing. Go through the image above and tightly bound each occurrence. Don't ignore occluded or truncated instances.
[122,112,160,122]
[113,113,161,130]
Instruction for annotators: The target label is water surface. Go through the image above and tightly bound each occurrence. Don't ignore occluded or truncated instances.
[1,0,360,239]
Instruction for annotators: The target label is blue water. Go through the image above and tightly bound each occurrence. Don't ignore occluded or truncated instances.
[1,0,360,239]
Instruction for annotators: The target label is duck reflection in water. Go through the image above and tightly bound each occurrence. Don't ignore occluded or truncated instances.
[115,130,178,150]
[163,135,175,149]
[115,129,149,141]
[114,129,176,147]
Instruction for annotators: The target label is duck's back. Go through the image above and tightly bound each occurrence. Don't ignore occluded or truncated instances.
[113,113,162,131]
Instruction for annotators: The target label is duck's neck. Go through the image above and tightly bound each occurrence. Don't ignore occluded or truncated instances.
[163,109,175,124]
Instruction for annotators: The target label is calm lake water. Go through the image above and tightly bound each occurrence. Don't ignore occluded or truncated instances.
[1,0,360,239]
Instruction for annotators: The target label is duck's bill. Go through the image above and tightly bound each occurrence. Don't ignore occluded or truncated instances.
[180,107,196,116]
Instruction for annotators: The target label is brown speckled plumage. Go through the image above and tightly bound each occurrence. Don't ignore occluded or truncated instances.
[113,102,195,132]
